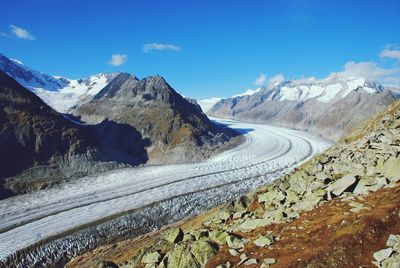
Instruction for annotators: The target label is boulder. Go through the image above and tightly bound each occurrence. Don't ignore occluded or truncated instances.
[373,248,393,262]
[167,244,199,268]
[209,230,229,245]
[238,218,272,232]
[387,235,400,251]
[226,235,245,249]
[228,248,240,256]
[141,251,162,264]
[244,258,258,265]
[380,156,400,179]
[254,235,274,247]
[329,175,357,196]
[190,239,217,266]
[163,227,184,243]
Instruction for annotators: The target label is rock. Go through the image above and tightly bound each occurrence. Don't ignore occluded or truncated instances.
[238,218,272,232]
[163,227,184,243]
[141,251,162,264]
[209,231,229,245]
[264,207,286,223]
[387,235,400,250]
[348,201,369,213]
[190,239,217,266]
[192,229,209,240]
[285,190,300,204]
[329,174,357,196]
[353,180,370,195]
[226,235,245,249]
[244,258,258,265]
[380,156,400,179]
[293,192,323,212]
[183,234,195,242]
[233,210,247,219]
[373,248,393,262]
[98,261,119,268]
[263,258,276,264]
[254,235,274,247]
[228,248,240,256]
[219,210,231,221]
[238,253,249,266]
[261,258,277,267]
[167,244,199,268]
[258,189,285,205]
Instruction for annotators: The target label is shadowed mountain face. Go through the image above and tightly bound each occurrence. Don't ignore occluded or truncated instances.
[209,75,396,140]
[76,73,232,163]
[0,71,147,198]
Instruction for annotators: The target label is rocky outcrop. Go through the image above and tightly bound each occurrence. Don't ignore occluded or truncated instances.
[81,100,400,267]
[373,235,400,267]
[75,73,235,163]
[0,71,148,198]
[209,74,397,140]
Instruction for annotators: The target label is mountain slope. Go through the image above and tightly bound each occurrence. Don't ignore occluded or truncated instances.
[0,53,118,113]
[209,74,396,140]
[75,73,234,163]
[0,71,147,198]
[67,99,400,267]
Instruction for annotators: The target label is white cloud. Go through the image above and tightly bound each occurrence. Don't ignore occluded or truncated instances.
[10,25,35,40]
[342,61,400,87]
[108,54,127,66]
[268,74,285,85]
[143,43,181,53]
[254,73,267,86]
[380,48,400,60]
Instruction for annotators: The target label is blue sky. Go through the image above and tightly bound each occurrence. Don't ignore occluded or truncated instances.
[1,0,399,98]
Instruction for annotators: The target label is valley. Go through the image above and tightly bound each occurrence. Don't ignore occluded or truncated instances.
[0,118,330,267]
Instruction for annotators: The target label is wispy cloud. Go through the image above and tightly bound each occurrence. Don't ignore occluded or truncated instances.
[254,73,267,86]
[143,43,181,53]
[268,74,285,85]
[380,47,400,60]
[342,61,399,81]
[10,25,35,40]
[108,54,127,66]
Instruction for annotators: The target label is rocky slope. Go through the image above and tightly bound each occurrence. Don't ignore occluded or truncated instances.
[209,74,397,140]
[67,100,400,267]
[0,53,118,113]
[75,73,234,163]
[0,71,148,198]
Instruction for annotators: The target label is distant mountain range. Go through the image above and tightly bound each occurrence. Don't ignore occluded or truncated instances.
[208,73,398,140]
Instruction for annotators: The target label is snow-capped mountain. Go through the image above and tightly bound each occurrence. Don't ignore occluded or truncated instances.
[197,97,222,112]
[0,54,118,113]
[198,89,261,113]
[209,73,396,140]
[259,73,385,103]
[232,87,261,98]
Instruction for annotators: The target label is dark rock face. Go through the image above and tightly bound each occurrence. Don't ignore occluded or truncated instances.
[0,71,147,198]
[76,73,232,163]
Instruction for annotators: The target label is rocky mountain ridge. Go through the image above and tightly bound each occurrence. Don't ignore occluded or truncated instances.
[75,73,235,163]
[209,73,397,140]
[68,100,400,267]
[0,71,148,198]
